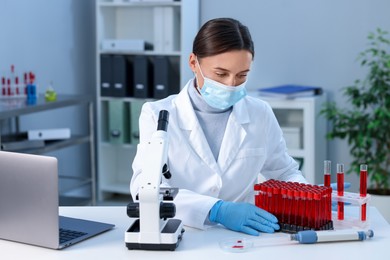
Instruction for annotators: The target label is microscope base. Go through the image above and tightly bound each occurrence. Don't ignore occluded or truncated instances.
[125,219,185,251]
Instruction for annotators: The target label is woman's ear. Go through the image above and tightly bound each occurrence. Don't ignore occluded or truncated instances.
[188,53,197,73]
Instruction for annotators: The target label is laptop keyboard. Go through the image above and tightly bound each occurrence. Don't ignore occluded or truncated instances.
[59,228,87,244]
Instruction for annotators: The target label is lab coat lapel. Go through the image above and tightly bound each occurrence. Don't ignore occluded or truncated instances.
[175,82,221,174]
[218,100,249,173]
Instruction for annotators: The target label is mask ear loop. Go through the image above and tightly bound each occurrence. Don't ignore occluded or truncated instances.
[194,56,204,93]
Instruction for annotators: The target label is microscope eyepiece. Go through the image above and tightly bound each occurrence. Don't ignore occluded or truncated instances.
[157,110,169,132]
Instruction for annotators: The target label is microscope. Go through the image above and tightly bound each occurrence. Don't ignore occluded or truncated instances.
[125,110,184,251]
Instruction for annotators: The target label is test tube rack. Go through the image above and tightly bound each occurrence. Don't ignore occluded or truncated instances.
[254,179,333,233]
[331,191,371,229]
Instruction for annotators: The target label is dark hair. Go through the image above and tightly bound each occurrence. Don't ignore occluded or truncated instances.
[192,18,254,59]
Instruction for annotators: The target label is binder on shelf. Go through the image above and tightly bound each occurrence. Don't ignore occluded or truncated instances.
[100,55,133,97]
[100,54,112,97]
[257,85,323,99]
[108,100,130,144]
[153,56,179,99]
[129,100,145,145]
[153,6,180,52]
[112,55,133,97]
[153,7,165,52]
[163,6,180,52]
[133,56,153,98]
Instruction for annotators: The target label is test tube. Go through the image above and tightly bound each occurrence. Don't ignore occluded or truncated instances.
[337,163,344,220]
[280,187,287,224]
[7,78,11,95]
[324,160,331,187]
[360,164,368,221]
[300,189,307,228]
[1,77,6,96]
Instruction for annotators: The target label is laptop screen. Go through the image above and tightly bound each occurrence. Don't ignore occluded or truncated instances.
[0,151,60,248]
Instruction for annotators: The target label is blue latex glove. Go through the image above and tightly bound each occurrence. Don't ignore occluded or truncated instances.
[209,201,280,236]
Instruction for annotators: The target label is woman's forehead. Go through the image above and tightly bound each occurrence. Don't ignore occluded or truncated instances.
[199,50,252,71]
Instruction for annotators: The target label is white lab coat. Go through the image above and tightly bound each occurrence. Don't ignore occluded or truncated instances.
[130,79,306,230]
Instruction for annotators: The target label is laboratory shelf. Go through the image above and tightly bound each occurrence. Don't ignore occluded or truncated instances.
[98,1,181,8]
[0,94,96,206]
[100,183,131,195]
[99,50,181,57]
[18,135,91,155]
[59,196,92,206]
[95,0,200,201]
[0,94,92,120]
[100,96,156,103]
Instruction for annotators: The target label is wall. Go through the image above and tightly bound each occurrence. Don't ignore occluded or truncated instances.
[0,0,95,195]
[1,0,389,193]
[199,0,390,190]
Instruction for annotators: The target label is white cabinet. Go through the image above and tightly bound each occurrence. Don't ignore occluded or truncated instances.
[256,95,327,185]
[95,0,199,200]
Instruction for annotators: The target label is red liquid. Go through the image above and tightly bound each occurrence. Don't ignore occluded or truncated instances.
[324,174,331,187]
[360,169,368,221]
[337,172,344,220]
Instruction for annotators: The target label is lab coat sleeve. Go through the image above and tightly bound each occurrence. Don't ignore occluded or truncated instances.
[166,188,220,230]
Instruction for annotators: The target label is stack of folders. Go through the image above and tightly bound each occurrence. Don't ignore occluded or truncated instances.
[100,55,179,99]
[107,99,145,145]
[153,5,180,52]
[257,85,323,99]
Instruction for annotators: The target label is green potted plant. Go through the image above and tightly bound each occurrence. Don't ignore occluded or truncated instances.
[320,28,390,197]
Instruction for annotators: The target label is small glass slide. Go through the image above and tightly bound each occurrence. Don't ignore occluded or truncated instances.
[219,237,254,253]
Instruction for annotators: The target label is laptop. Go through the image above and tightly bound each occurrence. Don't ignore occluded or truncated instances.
[0,151,115,249]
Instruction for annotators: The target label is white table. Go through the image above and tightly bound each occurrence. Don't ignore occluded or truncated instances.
[1,206,389,260]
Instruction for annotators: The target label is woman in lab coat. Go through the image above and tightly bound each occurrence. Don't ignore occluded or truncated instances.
[130,18,307,236]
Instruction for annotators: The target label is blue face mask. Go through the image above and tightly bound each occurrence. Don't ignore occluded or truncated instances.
[196,59,247,110]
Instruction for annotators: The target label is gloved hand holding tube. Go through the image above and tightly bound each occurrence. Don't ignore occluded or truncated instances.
[209,200,280,236]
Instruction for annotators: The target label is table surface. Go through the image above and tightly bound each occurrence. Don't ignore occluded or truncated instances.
[0,206,389,260]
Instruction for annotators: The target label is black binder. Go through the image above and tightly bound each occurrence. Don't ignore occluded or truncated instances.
[100,55,133,97]
[100,54,112,97]
[153,56,179,99]
[112,55,133,97]
[133,56,153,98]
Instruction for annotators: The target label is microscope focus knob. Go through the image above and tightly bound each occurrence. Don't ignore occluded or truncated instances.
[160,202,176,220]
[127,202,140,218]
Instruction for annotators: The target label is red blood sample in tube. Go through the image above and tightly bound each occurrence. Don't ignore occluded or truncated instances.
[1,77,5,95]
[360,164,368,221]
[280,188,287,223]
[300,190,307,227]
[324,160,331,187]
[337,163,344,220]
[273,185,278,217]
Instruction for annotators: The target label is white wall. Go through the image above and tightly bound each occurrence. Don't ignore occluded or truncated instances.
[199,0,390,190]
[0,0,95,192]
